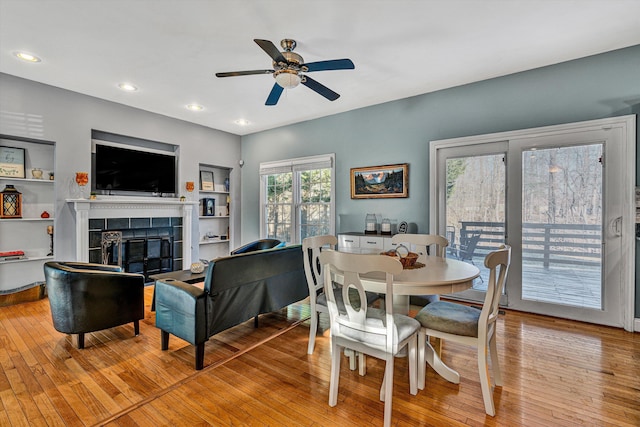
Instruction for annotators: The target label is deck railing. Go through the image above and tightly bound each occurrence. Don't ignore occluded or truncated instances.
[454,221,601,268]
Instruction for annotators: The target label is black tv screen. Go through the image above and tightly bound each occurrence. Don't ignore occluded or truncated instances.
[93,144,176,195]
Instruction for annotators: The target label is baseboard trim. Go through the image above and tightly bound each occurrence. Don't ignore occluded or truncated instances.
[634,317,640,332]
[0,282,46,307]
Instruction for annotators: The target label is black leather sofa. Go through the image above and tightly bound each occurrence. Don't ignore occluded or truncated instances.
[43,261,145,348]
[155,244,308,369]
[230,238,283,254]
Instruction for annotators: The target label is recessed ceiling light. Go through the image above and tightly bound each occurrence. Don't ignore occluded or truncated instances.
[118,83,138,92]
[234,119,250,126]
[14,51,41,62]
[186,104,204,111]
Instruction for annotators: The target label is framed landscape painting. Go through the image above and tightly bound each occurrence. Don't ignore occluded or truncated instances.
[350,163,408,199]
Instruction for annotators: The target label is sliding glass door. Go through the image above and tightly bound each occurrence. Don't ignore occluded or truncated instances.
[431,117,635,329]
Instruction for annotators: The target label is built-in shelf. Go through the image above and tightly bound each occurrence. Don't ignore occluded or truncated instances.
[0,177,55,184]
[199,190,229,195]
[0,255,53,265]
[198,163,232,260]
[0,217,54,222]
[200,239,229,245]
[1,134,56,295]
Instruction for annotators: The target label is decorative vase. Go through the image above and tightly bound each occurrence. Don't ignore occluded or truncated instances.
[74,172,89,198]
[365,213,377,234]
[381,218,391,235]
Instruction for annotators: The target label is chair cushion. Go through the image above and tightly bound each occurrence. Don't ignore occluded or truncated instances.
[409,294,439,306]
[317,287,380,312]
[415,301,480,337]
[337,307,420,352]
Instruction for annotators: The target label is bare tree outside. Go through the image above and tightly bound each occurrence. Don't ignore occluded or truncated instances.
[444,144,602,308]
[265,168,331,243]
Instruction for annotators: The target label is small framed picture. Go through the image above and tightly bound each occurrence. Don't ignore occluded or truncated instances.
[200,198,215,216]
[200,170,214,191]
[0,146,26,178]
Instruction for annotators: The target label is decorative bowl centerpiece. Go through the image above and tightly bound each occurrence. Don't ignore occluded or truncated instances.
[190,262,205,274]
[381,245,418,269]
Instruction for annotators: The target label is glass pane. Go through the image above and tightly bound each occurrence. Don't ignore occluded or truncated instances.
[298,168,331,241]
[521,144,603,308]
[446,154,505,290]
[265,172,293,242]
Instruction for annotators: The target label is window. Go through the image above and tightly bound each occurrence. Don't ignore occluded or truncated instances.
[260,154,335,244]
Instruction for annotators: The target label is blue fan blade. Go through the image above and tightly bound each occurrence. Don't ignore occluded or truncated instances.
[215,70,273,77]
[302,76,340,101]
[303,59,355,72]
[266,83,284,105]
[254,39,287,64]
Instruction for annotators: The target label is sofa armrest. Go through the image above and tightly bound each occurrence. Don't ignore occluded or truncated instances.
[230,239,283,255]
[59,262,124,273]
[154,279,207,346]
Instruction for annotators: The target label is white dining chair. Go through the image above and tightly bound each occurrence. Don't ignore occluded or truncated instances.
[319,250,420,427]
[302,235,338,355]
[391,233,448,307]
[302,235,380,371]
[391,233,449,261]
[415,245,511,416]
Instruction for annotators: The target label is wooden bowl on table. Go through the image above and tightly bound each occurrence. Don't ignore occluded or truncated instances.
[380,248,418,269]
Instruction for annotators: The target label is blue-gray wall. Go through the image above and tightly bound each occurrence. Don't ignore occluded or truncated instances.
[240,44,640,316]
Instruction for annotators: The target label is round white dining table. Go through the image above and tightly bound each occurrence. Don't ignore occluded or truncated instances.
[354,256,480,315]
[333,254,480,384]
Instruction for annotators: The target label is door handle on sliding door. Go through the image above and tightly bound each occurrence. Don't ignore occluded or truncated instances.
[609,216,622,237]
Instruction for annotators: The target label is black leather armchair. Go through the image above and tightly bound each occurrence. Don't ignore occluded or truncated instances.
[230,238,283,255]
[43,261,145,349]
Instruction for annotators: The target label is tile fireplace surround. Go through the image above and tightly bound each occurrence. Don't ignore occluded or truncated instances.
[68,198,194,269]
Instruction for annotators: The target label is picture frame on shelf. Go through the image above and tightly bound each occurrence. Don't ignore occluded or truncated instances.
[350,163,408,199]
[200,198,215,216]
[0,146,26,178]
[200,170,214,191]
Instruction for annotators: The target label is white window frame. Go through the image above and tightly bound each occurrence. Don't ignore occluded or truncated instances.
[259,153,335,244]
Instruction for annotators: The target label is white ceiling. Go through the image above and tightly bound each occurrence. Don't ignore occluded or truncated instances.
[1,0,639,136]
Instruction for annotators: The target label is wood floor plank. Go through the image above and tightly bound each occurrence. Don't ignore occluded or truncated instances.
[0,387,29,426]
[0,286,638,426]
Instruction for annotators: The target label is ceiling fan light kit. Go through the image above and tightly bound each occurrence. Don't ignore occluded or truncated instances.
[215,38,354,105]
[274,69,301,88]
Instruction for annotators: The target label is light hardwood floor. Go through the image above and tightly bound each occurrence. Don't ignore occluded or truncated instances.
[1,286,638,426]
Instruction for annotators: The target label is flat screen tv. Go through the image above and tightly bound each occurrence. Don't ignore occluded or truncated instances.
[92,143,177,196]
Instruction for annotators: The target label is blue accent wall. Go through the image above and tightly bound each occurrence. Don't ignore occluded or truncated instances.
[240,44,640,316]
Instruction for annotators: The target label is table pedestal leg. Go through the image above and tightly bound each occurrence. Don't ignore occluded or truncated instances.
[424,341,460,384]
[392,294,410,315]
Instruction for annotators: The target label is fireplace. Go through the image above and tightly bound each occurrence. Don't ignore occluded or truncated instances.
[68,198,195,280]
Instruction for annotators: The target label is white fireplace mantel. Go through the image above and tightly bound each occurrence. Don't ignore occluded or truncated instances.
[67,198,195,266]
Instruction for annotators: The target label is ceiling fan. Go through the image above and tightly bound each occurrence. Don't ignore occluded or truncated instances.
[215,39,355,106]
